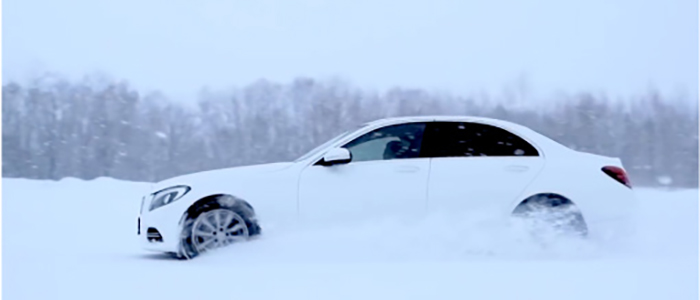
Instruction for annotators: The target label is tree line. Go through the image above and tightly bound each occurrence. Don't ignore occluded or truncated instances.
[2,73,697,187]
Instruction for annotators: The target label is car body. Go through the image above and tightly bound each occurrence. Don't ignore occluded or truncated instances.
[136,115,636,258]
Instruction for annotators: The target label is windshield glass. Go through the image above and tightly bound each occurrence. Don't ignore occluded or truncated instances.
[294,124,365,162]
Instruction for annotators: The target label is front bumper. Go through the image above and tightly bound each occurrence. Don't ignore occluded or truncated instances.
[138,215,182,253]
[137,195,189,254]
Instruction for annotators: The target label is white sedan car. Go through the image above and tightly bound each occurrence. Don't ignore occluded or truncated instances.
[137,116,636,259]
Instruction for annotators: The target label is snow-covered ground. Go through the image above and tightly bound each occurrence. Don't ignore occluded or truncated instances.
[3,178,698,299]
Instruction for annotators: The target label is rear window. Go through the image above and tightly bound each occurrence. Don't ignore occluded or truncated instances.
[421,122,539,157]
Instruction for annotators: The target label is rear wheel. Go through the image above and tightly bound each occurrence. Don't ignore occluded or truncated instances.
[512,194,588,237]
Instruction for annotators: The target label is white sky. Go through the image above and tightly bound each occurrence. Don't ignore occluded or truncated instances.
[3,0,698,103]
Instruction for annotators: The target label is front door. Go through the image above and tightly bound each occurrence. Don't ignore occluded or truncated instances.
[298,122,430,224]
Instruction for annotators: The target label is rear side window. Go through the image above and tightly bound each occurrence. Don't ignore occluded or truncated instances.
[422,122,539,157]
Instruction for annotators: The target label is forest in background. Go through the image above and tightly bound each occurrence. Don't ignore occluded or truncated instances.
[2,73,698,187]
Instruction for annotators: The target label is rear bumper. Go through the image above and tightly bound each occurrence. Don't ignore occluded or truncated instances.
[585,212,638,242]
[582,186,639,241]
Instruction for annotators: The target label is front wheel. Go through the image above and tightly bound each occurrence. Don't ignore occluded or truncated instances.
[178,205,254,259]
[193,208,249,249]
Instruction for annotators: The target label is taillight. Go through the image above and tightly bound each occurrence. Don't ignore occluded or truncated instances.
[602,166,632,188]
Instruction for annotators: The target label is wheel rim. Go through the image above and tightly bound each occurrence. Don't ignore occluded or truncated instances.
[191,209,249,253]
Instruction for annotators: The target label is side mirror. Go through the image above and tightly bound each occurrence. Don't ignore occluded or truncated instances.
[320,148,351,166]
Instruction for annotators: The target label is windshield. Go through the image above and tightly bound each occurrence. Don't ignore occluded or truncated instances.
[294,125,365,162]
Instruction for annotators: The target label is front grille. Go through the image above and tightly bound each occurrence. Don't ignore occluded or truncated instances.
[147,227,163,242]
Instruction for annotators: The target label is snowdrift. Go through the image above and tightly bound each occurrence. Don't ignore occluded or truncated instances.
[3,178,698,300]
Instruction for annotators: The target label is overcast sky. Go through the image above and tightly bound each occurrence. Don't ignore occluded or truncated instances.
[3,0,698,102]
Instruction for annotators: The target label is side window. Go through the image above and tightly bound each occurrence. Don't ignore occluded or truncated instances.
[424,122,539,157]
[342,123,426,162]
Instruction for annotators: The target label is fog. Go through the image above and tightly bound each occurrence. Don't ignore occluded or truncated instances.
[3,0,698,102]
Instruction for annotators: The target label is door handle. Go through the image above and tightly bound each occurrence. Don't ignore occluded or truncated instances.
[505,165,529,172]
[395,165,420,173]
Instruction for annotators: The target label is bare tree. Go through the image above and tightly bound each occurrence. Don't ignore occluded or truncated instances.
[2,73,697,187]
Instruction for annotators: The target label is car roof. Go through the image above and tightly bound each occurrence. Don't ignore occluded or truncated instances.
[363,115,526,129]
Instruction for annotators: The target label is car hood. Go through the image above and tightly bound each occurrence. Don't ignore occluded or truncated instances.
[148,162,295,192]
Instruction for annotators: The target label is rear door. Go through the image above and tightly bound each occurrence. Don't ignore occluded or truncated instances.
[422,121,545,213]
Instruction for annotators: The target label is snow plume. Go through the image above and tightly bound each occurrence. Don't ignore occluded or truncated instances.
[204,209,625,264]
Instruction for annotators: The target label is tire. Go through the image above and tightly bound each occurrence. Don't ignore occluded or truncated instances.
[512,194,588,237]
[177,196,261,259]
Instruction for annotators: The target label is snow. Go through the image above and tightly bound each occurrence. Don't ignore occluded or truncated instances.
[3,177,698,300]
[658,175,673,186]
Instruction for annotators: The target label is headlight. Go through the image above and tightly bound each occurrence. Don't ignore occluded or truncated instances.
[149,185,191,211]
